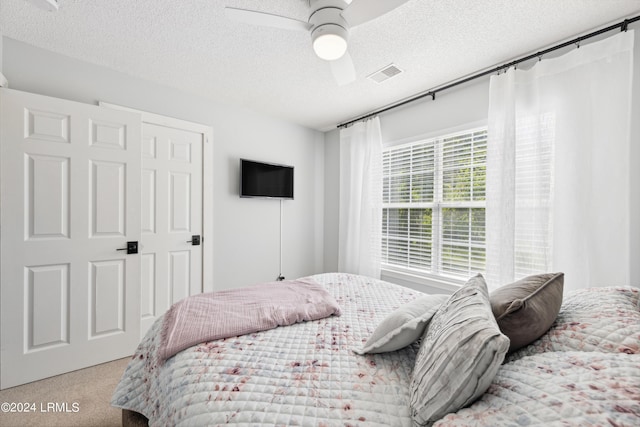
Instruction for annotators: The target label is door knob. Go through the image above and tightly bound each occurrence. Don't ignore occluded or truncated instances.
[116,241,138,254]
[187,235,201,246]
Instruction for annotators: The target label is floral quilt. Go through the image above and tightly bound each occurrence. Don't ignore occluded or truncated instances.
[112,274,640,426]
[437,351,640,426]
[112,273,421,426]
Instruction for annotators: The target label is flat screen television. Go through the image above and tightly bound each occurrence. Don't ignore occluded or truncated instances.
[240,159,294,199]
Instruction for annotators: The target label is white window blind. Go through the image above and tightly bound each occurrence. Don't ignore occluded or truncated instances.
[382,127,487,280]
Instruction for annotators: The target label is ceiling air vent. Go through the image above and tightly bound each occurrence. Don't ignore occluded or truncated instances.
[368,64,403,83]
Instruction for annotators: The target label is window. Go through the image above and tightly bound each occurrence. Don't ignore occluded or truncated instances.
[382,127,487,280]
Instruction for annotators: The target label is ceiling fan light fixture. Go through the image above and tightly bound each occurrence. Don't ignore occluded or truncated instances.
[312,24,348,61]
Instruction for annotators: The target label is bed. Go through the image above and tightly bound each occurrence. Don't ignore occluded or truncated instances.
[112,272,640,426]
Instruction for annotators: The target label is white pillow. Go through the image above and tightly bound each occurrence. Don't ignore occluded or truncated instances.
[410,274,510,426]
[354,294,448,354]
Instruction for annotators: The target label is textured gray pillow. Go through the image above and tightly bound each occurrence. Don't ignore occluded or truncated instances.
[354,294,448,354]
[410,274,510,426]
[490,272,564,352]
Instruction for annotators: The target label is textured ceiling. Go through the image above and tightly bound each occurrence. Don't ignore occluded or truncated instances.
[1,0,639,131]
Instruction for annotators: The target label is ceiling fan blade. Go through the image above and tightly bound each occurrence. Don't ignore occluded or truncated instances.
[341,0,411,27]
[330,52,356,86]
[225,7,312,32]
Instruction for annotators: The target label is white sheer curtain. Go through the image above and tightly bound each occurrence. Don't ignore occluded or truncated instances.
[339,117,383,278]
[486,30,635,292]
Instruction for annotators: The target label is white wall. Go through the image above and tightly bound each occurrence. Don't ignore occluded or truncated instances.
[378,80,489,144]
[630,27,640,287]
[324,25,640,292]
[2,37,325,290]
[323,129,340,272]
[0,31,5,84]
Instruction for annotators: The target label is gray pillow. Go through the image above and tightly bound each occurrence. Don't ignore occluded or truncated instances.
[354,294,448,354]
[410,274,509,426]
[490,272,564,352]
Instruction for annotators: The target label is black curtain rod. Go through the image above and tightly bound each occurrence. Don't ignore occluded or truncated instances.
[337,14,640,129]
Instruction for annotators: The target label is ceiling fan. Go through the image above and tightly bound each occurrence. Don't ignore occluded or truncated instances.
[225,0,410,85]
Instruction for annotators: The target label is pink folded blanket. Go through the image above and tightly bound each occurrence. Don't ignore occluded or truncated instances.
[159,278,342,362]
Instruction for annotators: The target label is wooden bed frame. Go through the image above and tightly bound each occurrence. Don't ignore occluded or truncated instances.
[122,409,148,427]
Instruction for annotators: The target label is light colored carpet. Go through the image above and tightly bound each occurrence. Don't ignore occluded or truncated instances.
[0,357,130,427]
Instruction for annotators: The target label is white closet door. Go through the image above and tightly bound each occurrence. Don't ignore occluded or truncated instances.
[0,88,141,389]
[99,103,213,339]
[139,122,203,337]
